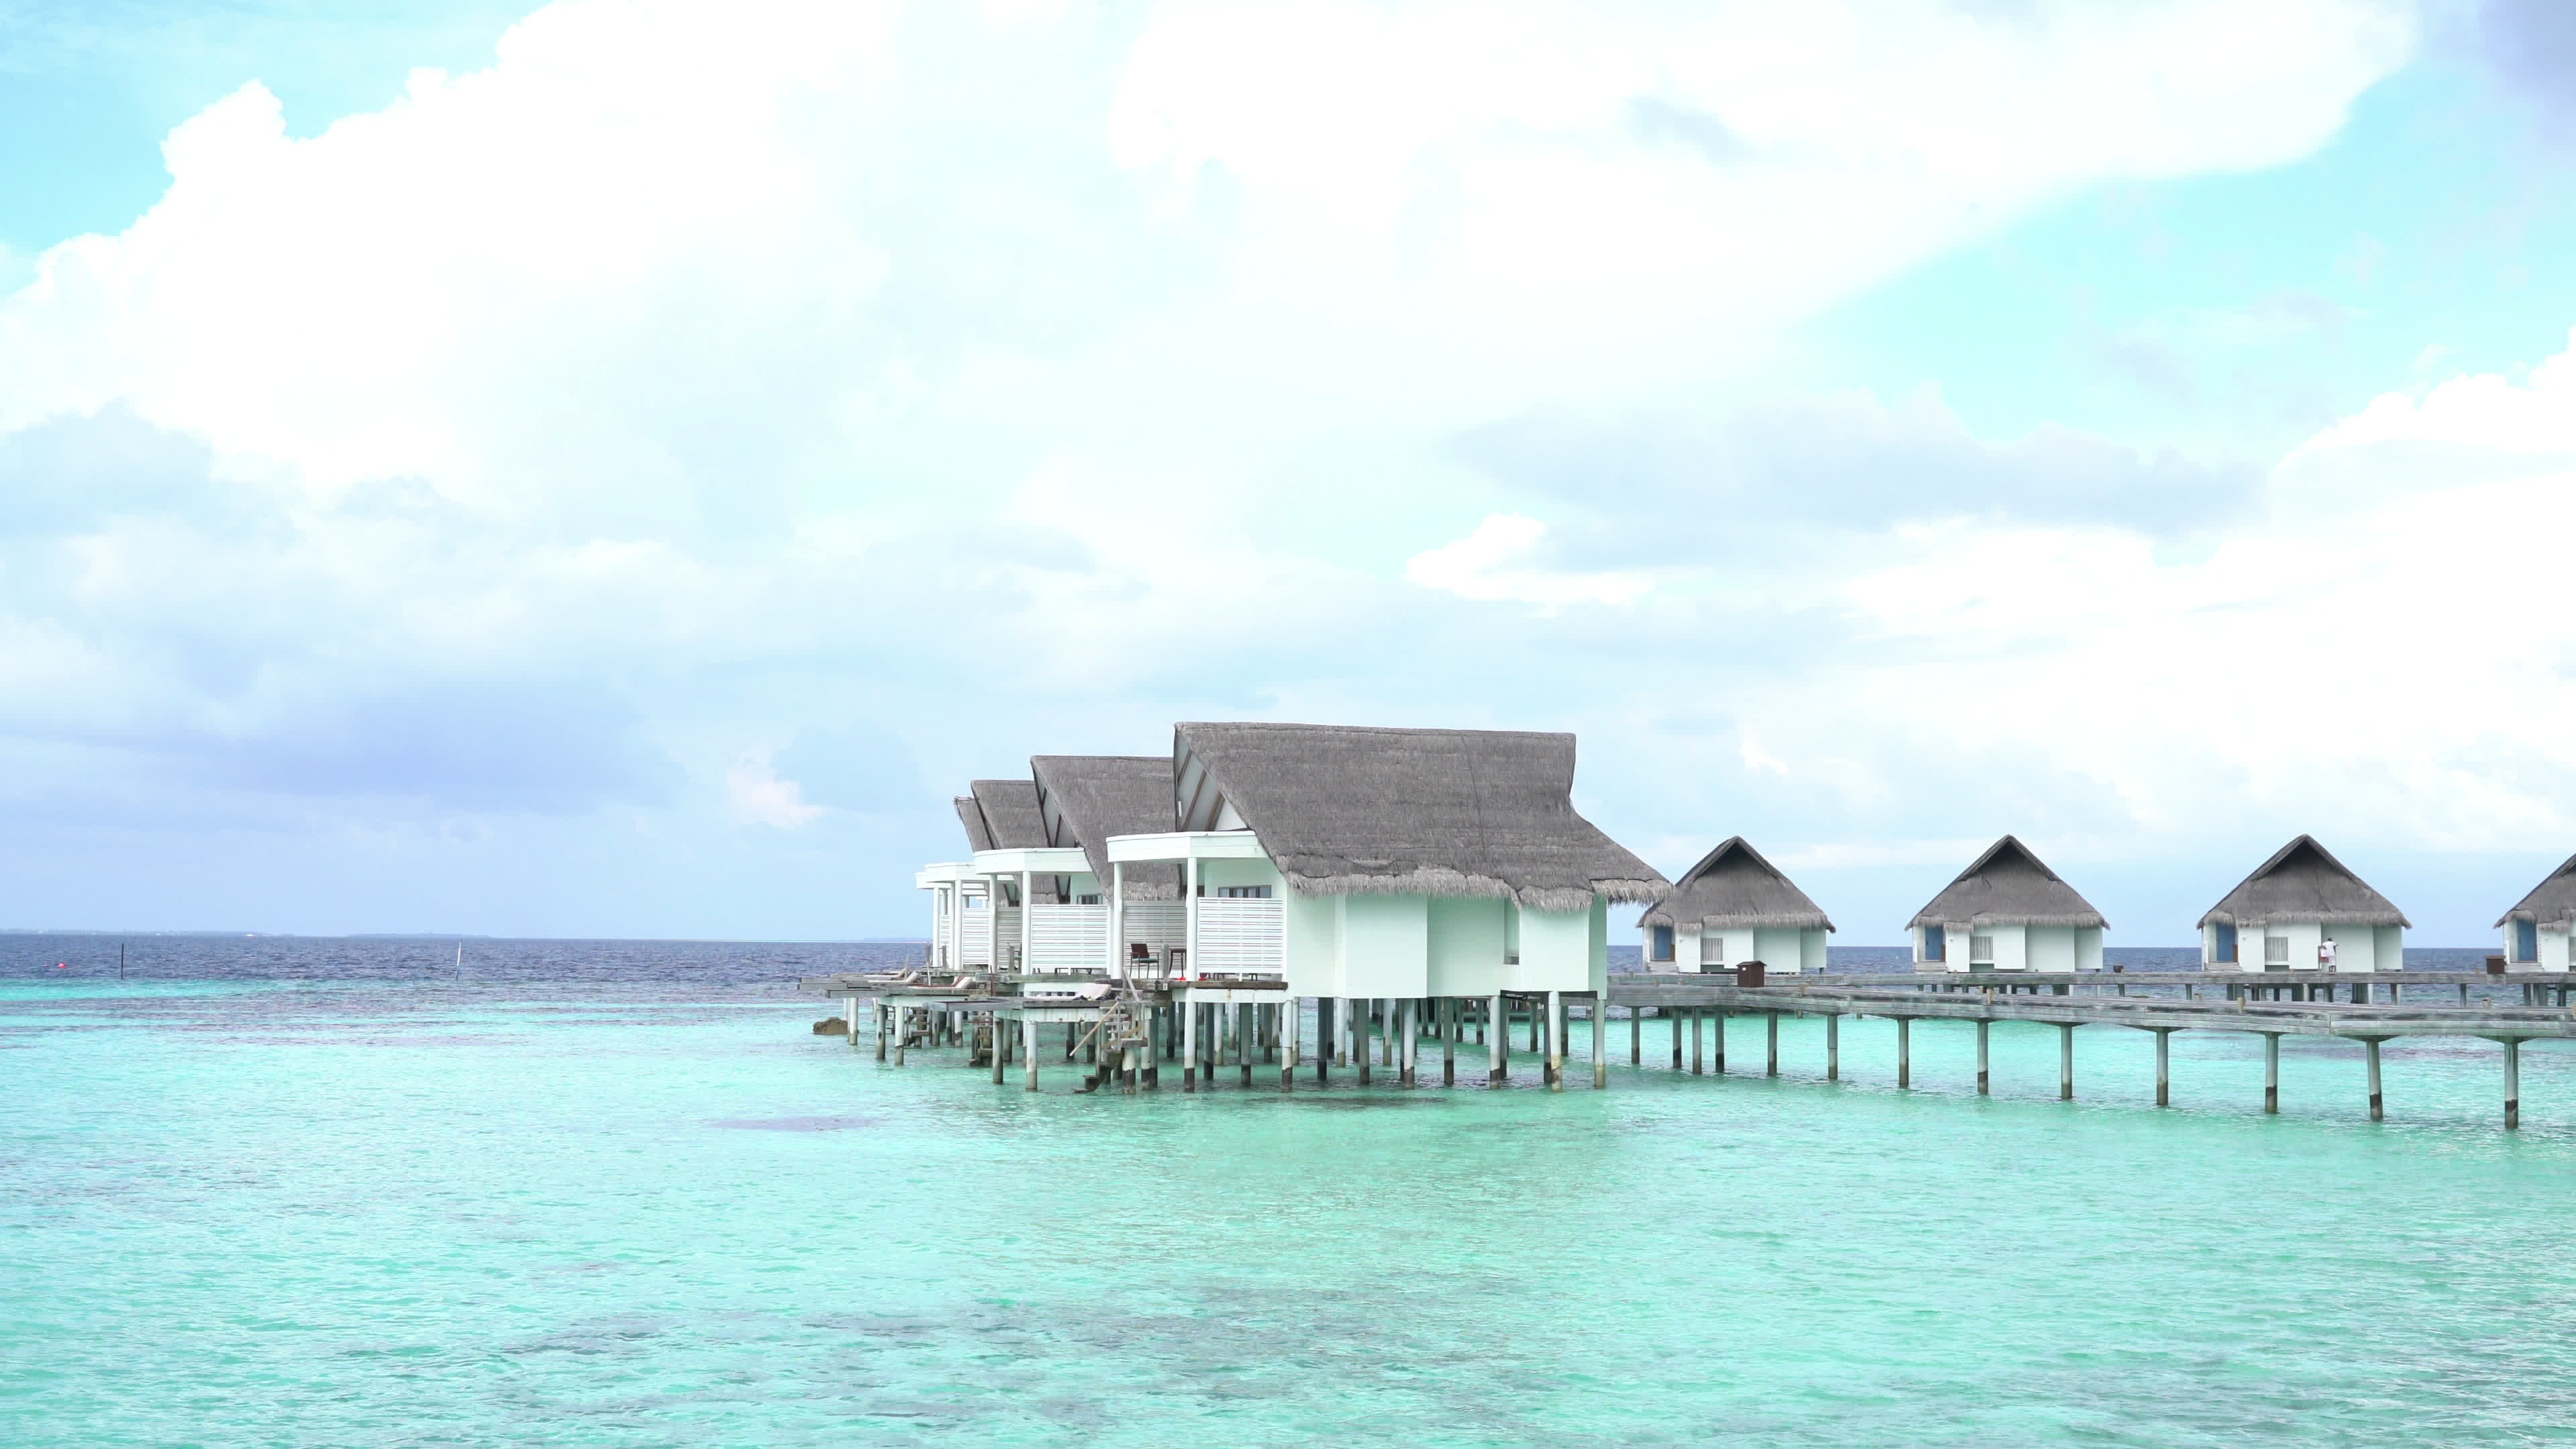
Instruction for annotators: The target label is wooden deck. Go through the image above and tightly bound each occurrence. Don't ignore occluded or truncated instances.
[794,969,2576,1126]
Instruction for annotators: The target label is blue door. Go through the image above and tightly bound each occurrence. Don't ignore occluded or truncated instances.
[2518,918,2539,965]
[2214,922,2238,965]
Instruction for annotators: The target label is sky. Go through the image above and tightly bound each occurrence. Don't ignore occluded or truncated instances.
[4,0,2576,945]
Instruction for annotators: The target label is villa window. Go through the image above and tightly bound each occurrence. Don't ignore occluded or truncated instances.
[1650,925,1674,963]
[1216,885,1273,899]
[1969,934,1996,966]
[2516,918,2540,965]
[2264,935,2290,966]
[1700,934,1725,967]
[1076,894,1102,906]
[2213,922,2238,964]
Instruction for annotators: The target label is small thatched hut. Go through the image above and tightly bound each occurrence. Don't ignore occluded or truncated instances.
[1909,835,2107,973]
[1640,837,1833,973]
[2497,853,2576,971]
[2198,835,2408,971]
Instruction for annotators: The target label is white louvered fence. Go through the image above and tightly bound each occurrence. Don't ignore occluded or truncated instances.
[1195,897,1285,975]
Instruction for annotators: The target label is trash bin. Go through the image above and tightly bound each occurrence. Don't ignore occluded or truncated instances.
[1736,961,1766,988]
[2486,955,2507,975]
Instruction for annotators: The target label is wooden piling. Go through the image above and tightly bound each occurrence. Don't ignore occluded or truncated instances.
[1241,1004,1257,1087]
[1827,1013,1839,1081]
[2153,1028,2169,1107]
[1670,1008,1683,1071]
[1490,991,1508,1085]
[1182,1002,1199,1091]
[1713,1012,1727,1074]
[1896,1017,1911,1089]
[2263,1032,2279,1114]
[1401,1000,1419,1087]
[1690,1008,1704,1075]
[1976,1018,1990,1095]
[1024,1016,1040,1091]
[1630,1004,1641,1065]
[2058,1023,2074,1101]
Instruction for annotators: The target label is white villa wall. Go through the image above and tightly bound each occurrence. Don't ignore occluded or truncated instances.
[1678,924,1825,973]
[1282,889,1340,993]
[2023,926,2074,973]
[2507,922,2575,972]
[1426,898,1509,997]
[1197,858,1283,894]
[1919,922,2097,973]
[1335,894,1432,998]
[1509,900,1605,994]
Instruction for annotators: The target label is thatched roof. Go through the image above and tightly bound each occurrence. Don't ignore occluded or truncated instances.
[1171,722,1665,910]
[968,779,1046,850]
[1642,837,1834,931]
[2199,835,2408,929]
[1031,755,1181,901]
[953,796,996,853]
[1909,836,2108,930]
[2498,852,2576,930]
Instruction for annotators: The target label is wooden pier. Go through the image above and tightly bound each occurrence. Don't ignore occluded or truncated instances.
[800,969,2576,1128]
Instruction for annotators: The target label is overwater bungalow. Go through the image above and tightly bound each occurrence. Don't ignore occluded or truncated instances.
[917,794,1004,973]
[1909,835,2106,973]
[960,775,1090,980]
[1106,722,1664,1083]
[2198,835,2408,971]
[1640,837,1832,973]
[1030,754,1185,980]
[2497,854,2576,972]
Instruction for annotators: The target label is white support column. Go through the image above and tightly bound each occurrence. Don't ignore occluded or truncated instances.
[1018,869,1034,977]
[1182,994,1199,1091]
[1110,861,1126,977]
[1546,991,1564,1091]
[1184,853,1201,981]
[1591,994,1606,1089]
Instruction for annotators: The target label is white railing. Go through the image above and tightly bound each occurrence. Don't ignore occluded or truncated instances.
[1195,897,1285,975]
[1026,904,1108,973]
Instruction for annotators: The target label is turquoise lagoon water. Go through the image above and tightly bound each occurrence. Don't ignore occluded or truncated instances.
[8,940,2576,1446]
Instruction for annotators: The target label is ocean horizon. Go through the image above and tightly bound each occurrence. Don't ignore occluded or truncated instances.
[8,936,2575,1444]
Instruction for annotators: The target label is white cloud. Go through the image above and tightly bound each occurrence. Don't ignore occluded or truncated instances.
[1404,513,1651,608]
[0,0,2438,932]
[2295,329,2576,455]
[727,758,822,828]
